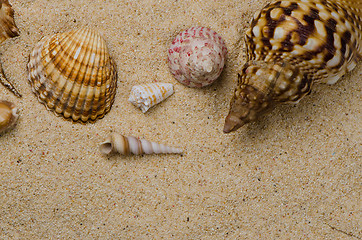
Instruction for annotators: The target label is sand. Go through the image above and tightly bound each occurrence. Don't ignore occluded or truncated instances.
[0,0,361,238]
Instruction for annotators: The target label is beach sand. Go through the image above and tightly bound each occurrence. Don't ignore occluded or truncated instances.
[0,0,361,238]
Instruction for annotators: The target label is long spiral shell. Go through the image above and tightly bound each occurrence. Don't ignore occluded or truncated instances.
[224,0,362,133]
[99,133,183,155]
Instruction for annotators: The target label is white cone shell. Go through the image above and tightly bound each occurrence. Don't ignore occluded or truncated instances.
[128,83,174,113]
[99,132,183,155]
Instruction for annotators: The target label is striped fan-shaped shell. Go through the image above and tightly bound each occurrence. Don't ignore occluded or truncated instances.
[128,83,174,113]
[27,28,117,123]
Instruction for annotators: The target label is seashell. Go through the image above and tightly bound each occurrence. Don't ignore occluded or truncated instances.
[0,0,21,97]
[100,132,183,155]
[168,26,228,88]
[128,83,174,113]
[224,0,362,133]
[27,28,117,123]
[0,100,18,133]
[0,0,19,44]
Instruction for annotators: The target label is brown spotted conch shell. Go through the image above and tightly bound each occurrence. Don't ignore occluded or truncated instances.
[0,0,21,97]
[0,100,18,133]
[100,132,183,155]
[27,28,117,123]
[224,0,362,133]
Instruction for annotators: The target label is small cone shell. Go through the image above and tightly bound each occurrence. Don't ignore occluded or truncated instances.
[128,83,174,113]
[0,0,19,44]
[100,132,183,155]
[0,100,18,133]
[28,28,117,123]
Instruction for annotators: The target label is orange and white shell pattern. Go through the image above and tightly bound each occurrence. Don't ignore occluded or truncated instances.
[128,83,174,113]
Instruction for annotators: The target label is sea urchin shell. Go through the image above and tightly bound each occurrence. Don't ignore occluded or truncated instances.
[28,28,117,123]
[168,27,227,88]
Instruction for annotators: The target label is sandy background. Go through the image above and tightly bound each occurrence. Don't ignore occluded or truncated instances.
[0,0,361,239]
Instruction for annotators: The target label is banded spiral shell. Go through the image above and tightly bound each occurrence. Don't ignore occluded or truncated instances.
[168,27,228,88]
[0,0,21,97]
[100,132,183,155]
[28,28,117,123]
[0,100,18,133]
[224,0,362,133]
[129,83,174,113]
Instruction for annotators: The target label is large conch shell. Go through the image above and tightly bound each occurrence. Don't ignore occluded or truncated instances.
[100,132,183,155]
[223,0,362,133]
[28,28,117,123]
[128,83,174,113]
[0,100,18,133]
[0,0,21,97]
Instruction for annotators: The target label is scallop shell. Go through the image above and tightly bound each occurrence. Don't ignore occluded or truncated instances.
[0,0,19,44]
[0,100,18,133]
[223,0,362,133]
[100,132,183,155]
[27,28,117,123]
[168,27,227,88]
[128,83,174,113]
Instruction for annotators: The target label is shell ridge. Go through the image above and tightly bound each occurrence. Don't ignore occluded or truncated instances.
[79,29,105,121]
[96,35,110,120]
[89,35,107,121]
[70,28,96,120]
[67,28,97,121]
[41,31,87,112]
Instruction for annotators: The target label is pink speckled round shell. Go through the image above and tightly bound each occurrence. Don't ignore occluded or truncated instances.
[168,27,227,88]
